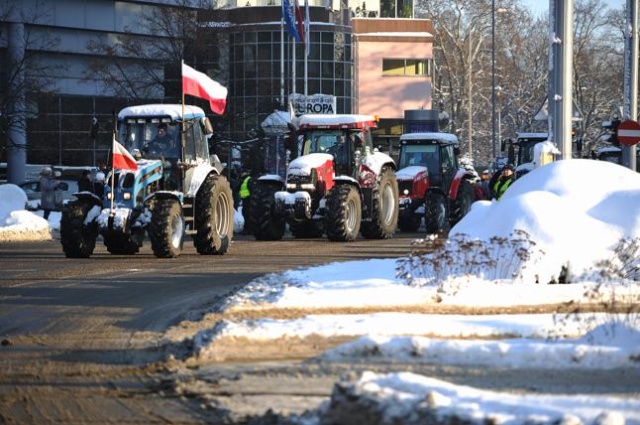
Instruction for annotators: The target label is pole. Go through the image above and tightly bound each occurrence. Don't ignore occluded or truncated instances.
[623,0,638,170]
[281,19,285,108]
[468,34,473,160]
[491,0,496,161]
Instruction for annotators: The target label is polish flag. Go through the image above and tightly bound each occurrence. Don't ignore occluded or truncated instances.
[182,61,228,115]
[112,137,138,171]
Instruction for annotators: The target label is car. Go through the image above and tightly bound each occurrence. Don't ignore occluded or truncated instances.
[19,179,80,211]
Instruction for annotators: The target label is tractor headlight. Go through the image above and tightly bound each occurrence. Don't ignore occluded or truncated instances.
[107,193,113,200]
[123,192,131,200]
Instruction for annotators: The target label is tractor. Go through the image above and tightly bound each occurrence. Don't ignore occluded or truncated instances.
[250,114,399,242]
[395,132,476,233]
[60,104,234,258]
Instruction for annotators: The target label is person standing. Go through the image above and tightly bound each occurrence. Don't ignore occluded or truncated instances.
[479,169,492,199]
[78,170,94,193]
[39,166,61,220]
[491,164,515,201]
[238,169,253,235]
[94,171,106,198]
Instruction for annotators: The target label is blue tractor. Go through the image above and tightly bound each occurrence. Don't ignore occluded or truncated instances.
[60,104,234,258]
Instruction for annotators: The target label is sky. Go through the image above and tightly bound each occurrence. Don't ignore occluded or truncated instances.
[523,0,626,17]
[1,158,640,423]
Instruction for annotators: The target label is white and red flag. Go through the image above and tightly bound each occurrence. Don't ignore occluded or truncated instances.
[112,136,138,171]
[182,61,228,115]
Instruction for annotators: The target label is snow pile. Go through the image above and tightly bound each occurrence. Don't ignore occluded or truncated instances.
[0,184,51,242]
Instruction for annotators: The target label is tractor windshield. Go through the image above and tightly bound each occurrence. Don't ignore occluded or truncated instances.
[303,131,344,155]
[398,144,440,172]
[119,120,180,160]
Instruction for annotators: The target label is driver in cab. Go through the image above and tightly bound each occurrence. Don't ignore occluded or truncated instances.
[147,123,179,158]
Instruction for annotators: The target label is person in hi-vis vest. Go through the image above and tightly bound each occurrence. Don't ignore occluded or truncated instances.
[491,164,515,200]
[239,169,253,235]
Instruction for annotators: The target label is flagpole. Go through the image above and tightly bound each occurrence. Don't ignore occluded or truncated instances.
[281,19,285,109]
[110,137,116,213]
[292,37,296,97]
[304,0,309,96]
[181,60,186,161]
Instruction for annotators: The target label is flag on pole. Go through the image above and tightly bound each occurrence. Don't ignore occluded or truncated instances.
[112,136,138,171]
[282,0,301,42]
[182,61,228,115]
[295,0,305,44]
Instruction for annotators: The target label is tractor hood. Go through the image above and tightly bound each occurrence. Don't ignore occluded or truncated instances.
[288,153,333,176]
[396,165,428,180]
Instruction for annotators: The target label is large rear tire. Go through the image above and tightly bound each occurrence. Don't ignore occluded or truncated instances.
[148,198,184,258]
[60,200,98,258]
[450,179,474,226]
[193,174,234,255]
[325,185,361,242]
[250,182,285,241]
[424,191,448,234]
[360,167,399,239]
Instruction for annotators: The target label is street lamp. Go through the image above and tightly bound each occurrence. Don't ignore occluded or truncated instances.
[491,4,507,161]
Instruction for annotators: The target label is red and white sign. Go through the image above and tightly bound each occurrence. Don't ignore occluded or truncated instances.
[616,119,640,146]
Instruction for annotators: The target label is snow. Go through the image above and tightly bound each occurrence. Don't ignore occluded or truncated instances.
[2,159,640,423]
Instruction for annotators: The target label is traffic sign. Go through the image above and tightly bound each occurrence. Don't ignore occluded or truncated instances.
[616,119,640,146]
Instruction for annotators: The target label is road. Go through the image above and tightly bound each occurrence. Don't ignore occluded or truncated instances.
[0,233,423,424]
[2,234,639,424]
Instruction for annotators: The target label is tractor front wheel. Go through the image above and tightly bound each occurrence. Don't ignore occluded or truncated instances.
[250,182,286,241]
[424,191,448,234]
[325,184,361,242]
[361,167,399,239]
[148,198,184,258]
[60,200,98,258]
[193,174,234,255]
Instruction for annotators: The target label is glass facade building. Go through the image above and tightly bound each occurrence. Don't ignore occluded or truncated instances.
[200,6,355,140]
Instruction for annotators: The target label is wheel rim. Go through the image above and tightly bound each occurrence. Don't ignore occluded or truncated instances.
[345,196,358,232]
[170,214,184,248]
[380,183,395,224]
[214,191,231,236]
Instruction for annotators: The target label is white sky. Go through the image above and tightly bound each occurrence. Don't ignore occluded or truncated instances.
[1,158,640,423]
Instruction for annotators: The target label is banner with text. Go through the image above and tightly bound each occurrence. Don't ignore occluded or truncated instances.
[290,93,336,115]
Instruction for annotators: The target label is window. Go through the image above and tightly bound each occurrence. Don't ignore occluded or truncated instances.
[382,58,431,77]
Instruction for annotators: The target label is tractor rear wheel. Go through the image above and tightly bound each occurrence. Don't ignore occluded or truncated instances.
[325,184,361,242]
[193,174,234,255]
[450,179,474,226]
[60,200,98,258]
[360,167,399,239]
[250,182,285,241]
[424,191,448,234]
[148,198,184,258]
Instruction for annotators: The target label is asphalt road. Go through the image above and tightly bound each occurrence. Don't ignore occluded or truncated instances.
[0,232,423,424]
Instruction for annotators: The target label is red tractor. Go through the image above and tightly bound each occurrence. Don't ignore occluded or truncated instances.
[250,114,399,241]
[395,132,476,233]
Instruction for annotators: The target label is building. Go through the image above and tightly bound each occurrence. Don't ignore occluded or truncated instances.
[0,0,433,183]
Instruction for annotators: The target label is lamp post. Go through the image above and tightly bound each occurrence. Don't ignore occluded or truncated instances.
[491,0,496,161]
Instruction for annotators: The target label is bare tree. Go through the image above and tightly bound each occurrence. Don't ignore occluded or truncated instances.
[1,0,61,174]
[83,0,214,101]
[417,0,631,165]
